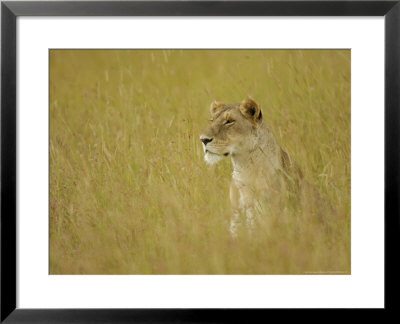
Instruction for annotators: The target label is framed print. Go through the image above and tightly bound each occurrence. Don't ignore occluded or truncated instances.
[1,0,399,322]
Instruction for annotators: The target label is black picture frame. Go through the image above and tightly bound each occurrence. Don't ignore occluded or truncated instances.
[1,0,399,322]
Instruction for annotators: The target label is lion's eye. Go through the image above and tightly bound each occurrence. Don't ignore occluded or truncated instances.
[224,119,235,125]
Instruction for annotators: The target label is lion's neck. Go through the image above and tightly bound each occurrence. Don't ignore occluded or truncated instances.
[231,126,280,183]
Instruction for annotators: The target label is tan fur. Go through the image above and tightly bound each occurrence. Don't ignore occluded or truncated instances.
[200,98,305,236]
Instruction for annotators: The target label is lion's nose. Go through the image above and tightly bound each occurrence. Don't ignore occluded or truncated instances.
[200,136,213,146]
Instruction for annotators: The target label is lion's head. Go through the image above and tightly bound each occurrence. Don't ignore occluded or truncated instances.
[200,98,263,165]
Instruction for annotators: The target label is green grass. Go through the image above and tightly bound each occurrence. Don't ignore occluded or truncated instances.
[50,49,350,274]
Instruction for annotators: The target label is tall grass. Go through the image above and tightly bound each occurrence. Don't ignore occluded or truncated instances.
[50,50,350,274]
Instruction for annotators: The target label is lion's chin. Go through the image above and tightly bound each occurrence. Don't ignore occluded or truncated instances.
[204,151,224,165]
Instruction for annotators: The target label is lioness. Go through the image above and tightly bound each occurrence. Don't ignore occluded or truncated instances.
[200,98,304,236]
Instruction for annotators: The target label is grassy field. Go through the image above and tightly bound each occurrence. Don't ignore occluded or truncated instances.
[49,49,350,274]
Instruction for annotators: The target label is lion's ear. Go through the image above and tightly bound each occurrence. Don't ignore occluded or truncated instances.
[239,98,262,122]
[210,100,226,117]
